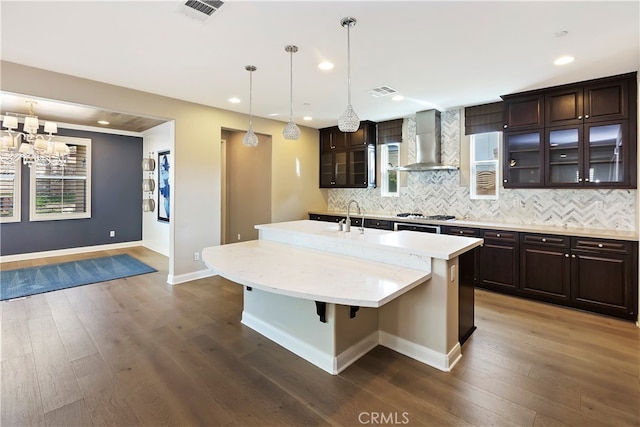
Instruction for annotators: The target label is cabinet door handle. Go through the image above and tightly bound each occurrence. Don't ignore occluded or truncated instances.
[585,178,590,182]
[578,178,583,182]
[571,254,576,258]
[584,114,590,119]
[565,254,569,257]
[578,115,583,120]
[503,124,508,129]
[503,179,508,183]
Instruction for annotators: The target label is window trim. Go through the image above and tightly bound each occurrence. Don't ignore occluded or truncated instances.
[29,136,92,222]
[470,132,500,200]
[0,160,21,223]
[380,142,400,197]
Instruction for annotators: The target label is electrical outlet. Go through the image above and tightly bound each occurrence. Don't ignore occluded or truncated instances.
[450,265,456,282]
[237,233,241,241]
[595,200,604,210]
[193,252,200,261]
[109,230,115,237]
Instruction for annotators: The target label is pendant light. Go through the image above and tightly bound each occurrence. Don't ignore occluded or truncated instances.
[283,45,301,140]
[242,65,259,147]
[338,16,360,133]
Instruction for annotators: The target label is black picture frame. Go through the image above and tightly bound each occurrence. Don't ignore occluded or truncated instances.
[157,150,170,222]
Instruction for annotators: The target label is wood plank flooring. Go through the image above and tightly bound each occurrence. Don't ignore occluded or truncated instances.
[1,246,639,426]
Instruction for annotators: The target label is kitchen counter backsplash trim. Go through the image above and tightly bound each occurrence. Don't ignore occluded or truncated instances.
[327,109,636,232]
[309,210,638,242]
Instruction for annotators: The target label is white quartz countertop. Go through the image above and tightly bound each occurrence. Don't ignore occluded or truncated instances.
[256,220,483,261]
[202,240,431,308]
[309,210,638,241]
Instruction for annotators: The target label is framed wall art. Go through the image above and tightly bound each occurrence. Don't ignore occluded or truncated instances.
[157,150,171,222]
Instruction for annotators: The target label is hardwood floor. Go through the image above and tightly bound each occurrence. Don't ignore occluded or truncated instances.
[2,246,639,426]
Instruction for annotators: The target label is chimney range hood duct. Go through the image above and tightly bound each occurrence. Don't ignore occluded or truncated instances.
[396,109,458,171]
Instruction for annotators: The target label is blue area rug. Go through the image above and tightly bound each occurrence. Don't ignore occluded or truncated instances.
[0,254,157,301]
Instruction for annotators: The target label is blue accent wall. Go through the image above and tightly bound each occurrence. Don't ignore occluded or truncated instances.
[0,128,143,256]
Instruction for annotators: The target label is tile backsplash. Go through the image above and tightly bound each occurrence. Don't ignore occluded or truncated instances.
[327,109,637,231]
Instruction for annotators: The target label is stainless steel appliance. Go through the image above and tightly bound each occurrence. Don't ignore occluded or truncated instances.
[394,222,441,234]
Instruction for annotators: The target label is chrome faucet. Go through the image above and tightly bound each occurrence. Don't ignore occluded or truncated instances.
[345,199,361,232]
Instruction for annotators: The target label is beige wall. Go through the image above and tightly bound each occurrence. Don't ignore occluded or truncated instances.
[1,61,327,280]
[224,130,272,243]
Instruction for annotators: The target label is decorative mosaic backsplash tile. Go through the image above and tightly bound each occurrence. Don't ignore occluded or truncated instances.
[328,110,637,231]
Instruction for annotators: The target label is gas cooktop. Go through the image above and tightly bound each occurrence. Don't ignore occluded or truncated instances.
[396,213,456,221]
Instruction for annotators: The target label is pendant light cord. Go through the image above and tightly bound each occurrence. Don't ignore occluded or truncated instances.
[289,49,294,120]
[346,23,352,106]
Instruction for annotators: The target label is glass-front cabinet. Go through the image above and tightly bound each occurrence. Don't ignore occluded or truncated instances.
[504,130,543,187]
[585,122,625,185]
[545,121,627,187]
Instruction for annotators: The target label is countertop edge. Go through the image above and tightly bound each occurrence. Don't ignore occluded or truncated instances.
[308,211,638,241]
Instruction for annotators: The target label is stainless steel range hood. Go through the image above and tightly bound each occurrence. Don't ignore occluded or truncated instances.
[396,109,458,171]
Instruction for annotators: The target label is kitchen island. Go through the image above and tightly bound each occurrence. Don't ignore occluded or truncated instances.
[202,220,482,374]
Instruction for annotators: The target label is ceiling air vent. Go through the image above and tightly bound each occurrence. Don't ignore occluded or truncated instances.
[369,85,398,98]
[177,0,224,21]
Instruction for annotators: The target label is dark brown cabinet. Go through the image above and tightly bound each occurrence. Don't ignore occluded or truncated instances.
[545,78,629,127]
[503,72,637,189]
[319,121,376,188]
[520,234,571,303]
[503,130,544,187]
[478,230,519,294]
[546,120,630,187]
[443,226,480,344]
[570,238,637,319]
[502,93,544,131]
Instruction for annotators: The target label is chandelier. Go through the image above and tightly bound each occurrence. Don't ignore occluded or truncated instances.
[1,100,69,167]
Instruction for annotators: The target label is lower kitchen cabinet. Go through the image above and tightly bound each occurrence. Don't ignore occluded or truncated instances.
[570,238,637,319]
[443,226,480,344]
[520,234,571,304]
[478,230,519,294]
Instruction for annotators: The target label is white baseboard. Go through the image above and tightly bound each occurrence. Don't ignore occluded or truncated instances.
[0,241,143,263]
[379,331,461,372]
[241,311,336,374]
[334,331,379,374]
[167,268,216,285]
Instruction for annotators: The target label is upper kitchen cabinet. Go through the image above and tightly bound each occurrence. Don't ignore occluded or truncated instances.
[501,93,544,131]
[503,72,637,189]
[348,121,377,147]
[320,127,347,152]
[545,76,630,127]
[319,121,377,188]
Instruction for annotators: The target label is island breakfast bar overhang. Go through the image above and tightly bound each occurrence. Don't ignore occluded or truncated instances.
[202,220,483,375]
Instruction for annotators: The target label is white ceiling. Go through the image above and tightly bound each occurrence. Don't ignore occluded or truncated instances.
[1,0,638,132]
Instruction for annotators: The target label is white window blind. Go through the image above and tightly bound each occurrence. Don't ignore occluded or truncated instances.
[0,161,21,223]
[30,136,91,221]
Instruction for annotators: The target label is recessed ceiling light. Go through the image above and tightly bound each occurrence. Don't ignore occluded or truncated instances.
[97,120,110,125]
[392,95,404,101]
[228,97,241,103]
[318,62,334,71]
[303,116,312,121]
[553,55,575,66]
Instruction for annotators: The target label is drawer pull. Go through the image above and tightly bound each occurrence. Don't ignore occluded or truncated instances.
[497,233,501,238]
[598,243,603,248]
[542,238,546,243]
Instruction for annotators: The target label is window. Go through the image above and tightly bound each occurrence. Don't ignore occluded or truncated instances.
[0,160,21,223]
[30,136,91,221]
[381,142,400,197]
[470,132,500,200]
